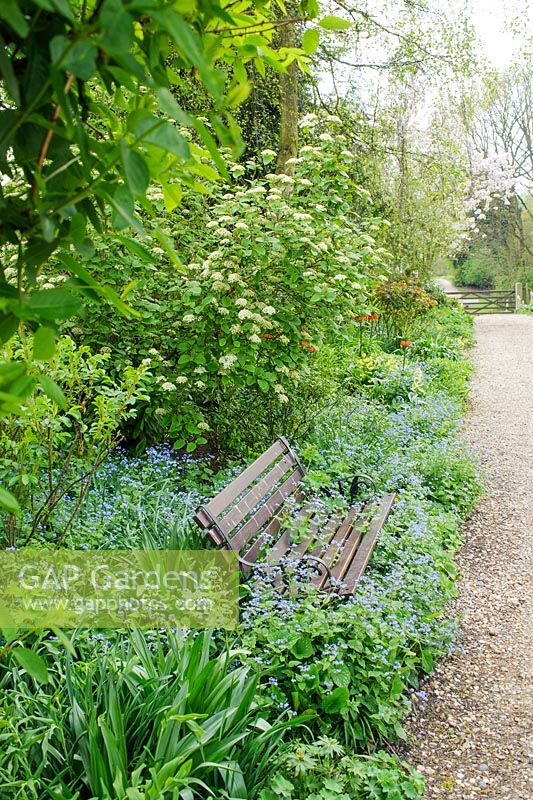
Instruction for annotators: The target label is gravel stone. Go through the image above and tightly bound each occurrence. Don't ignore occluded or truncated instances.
[405,314,533,800]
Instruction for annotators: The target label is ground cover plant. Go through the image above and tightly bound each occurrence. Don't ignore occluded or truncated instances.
[0,300,482,799]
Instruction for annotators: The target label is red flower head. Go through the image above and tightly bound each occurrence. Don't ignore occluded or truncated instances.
[262,333,275,340]
[400,340,412,348]
[308,345,317,353]
[298,340,309,348]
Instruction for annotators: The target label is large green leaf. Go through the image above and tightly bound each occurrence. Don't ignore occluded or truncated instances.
[13,648,50,684]
[38,373,67,409]
[22,289,82,321]
[0,0,29,37]
[0,34,20,104]
[99,0,134,55]
[318,15,352,30]
[302,28,320,55]
[115,235,154,264]
[32,326,56,361]
[152,9,222,101]
[50,35,98,80]
[0,485,20,514]
[135,115,190,160]
[322,686,350,714]
[121,140,150,197]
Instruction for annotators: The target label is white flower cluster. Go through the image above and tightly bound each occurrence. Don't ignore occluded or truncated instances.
[452,151,516,251]
[219,354,238,369]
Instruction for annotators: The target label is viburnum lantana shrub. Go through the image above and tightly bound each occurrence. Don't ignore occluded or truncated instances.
[165,115,390,449]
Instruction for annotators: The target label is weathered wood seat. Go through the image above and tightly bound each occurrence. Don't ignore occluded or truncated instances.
[194,437,395,597]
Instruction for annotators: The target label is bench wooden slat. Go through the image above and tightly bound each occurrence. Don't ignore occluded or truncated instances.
[204,438,291,519]
[240,488,305,573]
[339,493,395,594]
[311,506,362,588]
[241,517,282,576]
[229,468,302,551]
[218,453,296,536]
[324,519,366,587]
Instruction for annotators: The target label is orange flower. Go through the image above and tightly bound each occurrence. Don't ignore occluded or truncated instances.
[355,315,364,323]
[308,345,317,353]
[298,340,309,348]
[400,340,412,348]
[262,333,275,340]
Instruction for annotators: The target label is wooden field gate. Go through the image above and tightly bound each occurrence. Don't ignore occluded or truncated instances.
[446,283,531,315]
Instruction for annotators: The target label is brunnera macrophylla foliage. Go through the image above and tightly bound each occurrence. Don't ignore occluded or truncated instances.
[145,117,392,450]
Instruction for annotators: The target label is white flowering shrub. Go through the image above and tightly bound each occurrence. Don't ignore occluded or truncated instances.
[454,151,516,250]
[165,115,390,449]
[71,116,390,451]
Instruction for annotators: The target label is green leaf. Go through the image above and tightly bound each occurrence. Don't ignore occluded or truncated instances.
[0,34,20,104]
[322,686,350,714]
[289,635,314,659]
[13,648,50,683]
[187,115,229,180]
[99,0,133,54]
[25,238,56,270]
[163,183,183,212]
[332,664,351,688]
[115,235,153,263]
[50,627,77,656]
[23,289,82,321]
[152,9,222,101]
[390,674,404,699]
[50,0,74,20]
[32,326,56,361]
[302,28,320,54]
[421,650,434,673]
[0,0,29,38]
[121,141,150,197]
[151,227,184,269]
[155,88,188,125]
[0,485,20,514]
[40,214,55,243]
[318,15,352,30]
[0,625,20,643]
[50,36,98,80]
[68,213,86,244]
[135,115,190,160]
[105,184,143,233]
[57,252,140,318]
[38,373,67,408]
[225,81,252,108]
[0,313,19,343]
[271,775,294,797]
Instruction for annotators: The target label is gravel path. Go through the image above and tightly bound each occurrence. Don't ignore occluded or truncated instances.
[406,314,533,799]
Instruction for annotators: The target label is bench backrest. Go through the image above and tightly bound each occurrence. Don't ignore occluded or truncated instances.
[194,437,305,560]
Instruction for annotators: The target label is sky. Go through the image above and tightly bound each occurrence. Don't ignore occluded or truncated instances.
[318,0,531,100]
[470,0,523,68]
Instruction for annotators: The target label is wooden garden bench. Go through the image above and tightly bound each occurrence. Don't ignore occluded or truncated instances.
[194,437,395,597]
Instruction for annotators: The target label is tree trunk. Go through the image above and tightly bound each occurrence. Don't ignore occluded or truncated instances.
[276,23,299,175]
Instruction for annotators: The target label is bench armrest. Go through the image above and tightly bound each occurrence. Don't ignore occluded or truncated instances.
[322,473,377,502]
[237,551,333,585]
